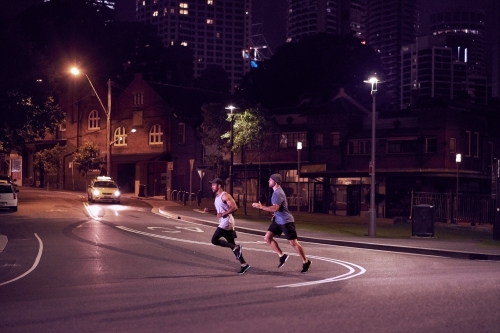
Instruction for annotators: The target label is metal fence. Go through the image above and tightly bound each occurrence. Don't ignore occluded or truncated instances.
[411,192,494,225]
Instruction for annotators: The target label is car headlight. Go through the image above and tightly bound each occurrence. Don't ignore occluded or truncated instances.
[92,189,101,196]
[114,190,121,197]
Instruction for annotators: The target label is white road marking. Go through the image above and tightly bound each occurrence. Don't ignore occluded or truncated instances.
[147,226,204,233]
[116,226,366,287]
[0,233,43,287]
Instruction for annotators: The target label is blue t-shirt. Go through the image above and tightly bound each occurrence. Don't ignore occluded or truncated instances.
[271,187,294,225]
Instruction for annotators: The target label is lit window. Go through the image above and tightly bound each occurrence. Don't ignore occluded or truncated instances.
[207,0,213,4]
[207,19,213,24]
[153,11,158,17]
[180,9,188,15]
[114,127,128,146]
[149,124,163,145]
[181,41,188,46]
[88,110,100,130]
[179,3,188,8]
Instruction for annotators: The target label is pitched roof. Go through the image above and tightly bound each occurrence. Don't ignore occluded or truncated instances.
[148,82,233,121]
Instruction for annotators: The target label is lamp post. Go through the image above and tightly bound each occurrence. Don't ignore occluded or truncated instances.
[71,67,112,176]
[225,105,238,197]
[297,141,302,212]
[455,153,461,224]
[364,77,379,237]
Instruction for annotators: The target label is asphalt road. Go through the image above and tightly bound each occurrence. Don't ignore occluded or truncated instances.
[0,188,499,333]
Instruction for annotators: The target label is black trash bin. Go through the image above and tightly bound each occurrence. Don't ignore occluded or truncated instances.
[138,184,146,197]
[412,204,434,237]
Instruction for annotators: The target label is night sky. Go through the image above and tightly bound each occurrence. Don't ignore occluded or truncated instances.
[112,0,500,68]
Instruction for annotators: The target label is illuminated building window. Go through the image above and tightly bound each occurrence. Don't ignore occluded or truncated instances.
[181,41,188,46]
[149,124,163,145]
[207,19,213,24]
[207,0,213,4]
[180,9,188,15]
[153,11,158,17]
[114,127,128,146]
[180,3,188,8]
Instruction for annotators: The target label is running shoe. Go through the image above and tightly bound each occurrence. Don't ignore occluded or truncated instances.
[301,260,312,273]
[238,264,251,275]
[278,254,289,268]
[233,244,242,260]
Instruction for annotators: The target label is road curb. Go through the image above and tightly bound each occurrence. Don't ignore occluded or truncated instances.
[158,208,500,262]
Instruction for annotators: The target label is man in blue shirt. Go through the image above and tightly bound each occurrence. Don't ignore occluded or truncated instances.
[252,173,311,273]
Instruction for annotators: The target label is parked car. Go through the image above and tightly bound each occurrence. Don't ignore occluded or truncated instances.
[87,176,121,204]
[0,182,18,211]
[0,175,17,188]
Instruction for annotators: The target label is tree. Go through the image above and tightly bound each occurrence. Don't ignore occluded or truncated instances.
[34,144,65,188]
[73,141,103,176]
[199,103,275,181]
[238,33,384,109]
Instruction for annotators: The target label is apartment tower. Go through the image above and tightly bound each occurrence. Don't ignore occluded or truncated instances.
[136,0,252,91]
[365,0,420,109]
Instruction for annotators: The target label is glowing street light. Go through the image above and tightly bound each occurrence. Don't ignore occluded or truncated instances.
[71,67,112,176]
[364,76,381,237]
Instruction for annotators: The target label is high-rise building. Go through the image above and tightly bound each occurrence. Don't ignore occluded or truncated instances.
[365,0,420,109]
[401,36,487,108]
[136,0,252,92]
[430,9,486,77]
[286,0,366,43]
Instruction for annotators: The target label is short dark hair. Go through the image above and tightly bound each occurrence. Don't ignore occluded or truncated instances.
[209,178,224,186]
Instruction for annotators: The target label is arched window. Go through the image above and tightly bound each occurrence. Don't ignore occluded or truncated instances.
[149,124,163,145]
[113,127,127,146]
[88,110,100,130]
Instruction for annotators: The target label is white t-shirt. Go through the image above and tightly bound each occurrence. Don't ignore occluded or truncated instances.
[214,191,235,230]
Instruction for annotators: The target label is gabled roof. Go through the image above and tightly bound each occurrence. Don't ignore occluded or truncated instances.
[148,82,233,121]
[270,88,369,117]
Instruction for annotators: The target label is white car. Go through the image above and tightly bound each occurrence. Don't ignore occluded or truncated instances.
[0,182,18,211]
[87,176,121,204]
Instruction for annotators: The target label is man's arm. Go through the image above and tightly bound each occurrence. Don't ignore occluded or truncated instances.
[252,201,279,213]
[220,192,238,217]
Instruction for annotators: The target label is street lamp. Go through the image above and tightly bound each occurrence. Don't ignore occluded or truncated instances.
[109,128,136,146]
[225,105,238,197]
[71,67,112,176]
[455,153,461,224]
[297,141,302,212]
[364,77,380,237]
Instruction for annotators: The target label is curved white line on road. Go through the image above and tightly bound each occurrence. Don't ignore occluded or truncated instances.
[0,233,43,287]
[117,226,366,287]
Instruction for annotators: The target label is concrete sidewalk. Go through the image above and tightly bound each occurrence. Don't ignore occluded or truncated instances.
[138,196,500,262]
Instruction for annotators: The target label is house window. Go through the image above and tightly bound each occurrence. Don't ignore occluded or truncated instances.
[178,122,186,144]
[314,133,323,146]
[134,92,144,105]
[449,138,456,154]
[88,110,100,130]
[149,124,163,145]
[388,140,417,154]
[279,132,307,149]
[114,127,128,146]
[348,140,370,155]
[331,132,340,146]
[426,138,437,153]
[472,132,479,158]
[465,131,471,157]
